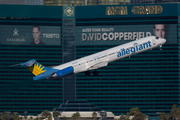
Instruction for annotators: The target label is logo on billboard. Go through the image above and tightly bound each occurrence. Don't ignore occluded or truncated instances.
[82,28,152,41]
[131,5,163,15]
[106,6,128,15]
[43,33,60,38]
[13,28,19,36]
[6,28,25,43]
[64,7,74,17]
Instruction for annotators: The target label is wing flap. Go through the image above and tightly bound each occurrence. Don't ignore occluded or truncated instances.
[88,61,108,70]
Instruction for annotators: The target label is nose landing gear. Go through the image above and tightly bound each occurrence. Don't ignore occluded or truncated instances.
[159,45,162,50]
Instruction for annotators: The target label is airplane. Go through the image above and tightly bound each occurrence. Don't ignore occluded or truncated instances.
[16,36,166,81]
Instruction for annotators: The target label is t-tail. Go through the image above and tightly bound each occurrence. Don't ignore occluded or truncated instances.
[18,59,74,81]
[21,59,50,76]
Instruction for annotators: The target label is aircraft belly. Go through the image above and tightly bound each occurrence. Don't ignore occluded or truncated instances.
[107,54,120,63]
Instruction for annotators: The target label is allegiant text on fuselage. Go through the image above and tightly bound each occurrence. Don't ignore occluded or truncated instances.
[117,41,151,57]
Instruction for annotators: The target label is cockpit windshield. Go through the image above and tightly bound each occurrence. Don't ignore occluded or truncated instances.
[155,37,159,40]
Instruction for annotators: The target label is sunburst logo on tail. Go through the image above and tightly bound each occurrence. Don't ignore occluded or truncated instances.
[28,63,47,76]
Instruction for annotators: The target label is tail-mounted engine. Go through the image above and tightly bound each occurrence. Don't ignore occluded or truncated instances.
[51,66,74,78]
[33,66,74,81]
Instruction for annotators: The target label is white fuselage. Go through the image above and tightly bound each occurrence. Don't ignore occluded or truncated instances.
[53,36,166,74]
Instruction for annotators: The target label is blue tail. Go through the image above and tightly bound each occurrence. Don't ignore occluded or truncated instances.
[21,59,49,76]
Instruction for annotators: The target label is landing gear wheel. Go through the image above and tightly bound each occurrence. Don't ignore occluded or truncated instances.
[93,71,99,76]
[85,71,90,75]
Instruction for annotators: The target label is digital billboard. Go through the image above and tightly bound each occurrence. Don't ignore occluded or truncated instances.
[0,25,61,45]
[76,24,177,45]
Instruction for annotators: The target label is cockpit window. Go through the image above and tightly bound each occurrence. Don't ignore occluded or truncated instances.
[155,37,159,39]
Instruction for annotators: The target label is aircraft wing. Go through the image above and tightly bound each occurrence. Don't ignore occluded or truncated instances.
[88,61,108,70]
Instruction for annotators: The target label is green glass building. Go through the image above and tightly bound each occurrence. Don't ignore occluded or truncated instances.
[0,3,179,118]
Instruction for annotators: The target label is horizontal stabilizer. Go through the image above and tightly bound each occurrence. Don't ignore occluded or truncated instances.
[10,63,23,67]
[21,59,36,68]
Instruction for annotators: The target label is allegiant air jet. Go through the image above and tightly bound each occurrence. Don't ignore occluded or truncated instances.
[17,36,166,81]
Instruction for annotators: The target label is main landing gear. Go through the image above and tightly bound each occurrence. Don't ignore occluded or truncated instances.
[85,70,99,76]
[93,70,99,75]
[85,71,90,75]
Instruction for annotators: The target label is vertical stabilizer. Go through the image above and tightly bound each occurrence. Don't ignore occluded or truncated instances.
[21,59,49,76]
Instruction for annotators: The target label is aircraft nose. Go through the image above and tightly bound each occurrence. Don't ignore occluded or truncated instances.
[163,38,166,44]
[161,38,166,44]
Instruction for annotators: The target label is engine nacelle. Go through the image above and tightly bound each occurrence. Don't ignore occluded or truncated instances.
[51,66,74,78]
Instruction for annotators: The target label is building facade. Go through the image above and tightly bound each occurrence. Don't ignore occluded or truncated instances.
[1,0,179,6]
[0,3,179,120]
